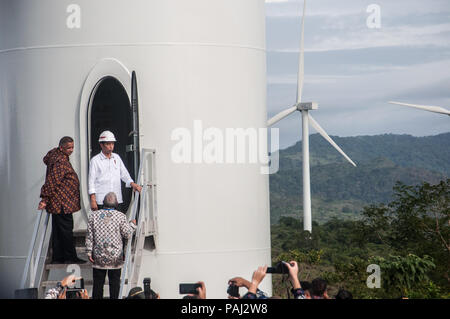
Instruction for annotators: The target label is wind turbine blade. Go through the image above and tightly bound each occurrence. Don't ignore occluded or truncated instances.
[389,101,450,116]
[309,115,357,167]
[296,0,306,104]
[267,106,297,127]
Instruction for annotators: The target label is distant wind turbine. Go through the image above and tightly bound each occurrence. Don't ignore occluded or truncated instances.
[267,0,356,232]
[388,101,450,116]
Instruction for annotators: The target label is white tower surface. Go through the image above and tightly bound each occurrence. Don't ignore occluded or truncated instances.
[0,0,271,298]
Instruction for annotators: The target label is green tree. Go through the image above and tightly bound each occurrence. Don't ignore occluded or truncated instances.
[369,254,436,298]
[361,179,450,288]
[270,179,449,298]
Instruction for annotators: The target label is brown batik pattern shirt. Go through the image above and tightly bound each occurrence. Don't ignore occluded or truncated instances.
[40,147,81,214]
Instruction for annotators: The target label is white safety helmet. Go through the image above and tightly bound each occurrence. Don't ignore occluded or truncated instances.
[98,130,117,143]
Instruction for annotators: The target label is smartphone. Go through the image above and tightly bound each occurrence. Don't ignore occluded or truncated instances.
[179,283,201,295]
[65,278,85,299]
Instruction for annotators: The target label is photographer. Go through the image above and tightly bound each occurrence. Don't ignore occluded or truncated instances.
[310,278,330,299]
[335,289,353,300]
[44,274,89,299]
[125,286,160,299]
[228,275,269,299]
[283,260,309,299]
[126,287,145,299]
[239,265,269,299]
[283,261,330,299]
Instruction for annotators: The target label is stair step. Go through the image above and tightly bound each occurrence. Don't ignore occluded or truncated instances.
[45,263,92,270]
[41,278,128,288]
[73,229,87,237]
[44,259,133,270]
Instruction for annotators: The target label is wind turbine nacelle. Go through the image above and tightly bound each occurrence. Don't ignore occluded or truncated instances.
[296,102,318,111]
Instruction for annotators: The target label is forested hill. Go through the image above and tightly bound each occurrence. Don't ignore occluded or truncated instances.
[269,132,450,224]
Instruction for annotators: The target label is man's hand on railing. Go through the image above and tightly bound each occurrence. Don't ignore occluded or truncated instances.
[38,200,46,210]
[90,194,98,211]
[131,182,142,193]
[131,219,137,225]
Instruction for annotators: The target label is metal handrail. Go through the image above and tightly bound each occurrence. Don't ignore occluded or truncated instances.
[20,210,50,289]
[20,210,43,289]
[119,148,145,298]
[31,213,50,287]
[119,190,140,298]
[127,185,148,289]
[118,149,156,298]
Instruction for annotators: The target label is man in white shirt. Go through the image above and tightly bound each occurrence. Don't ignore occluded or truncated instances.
[88,130,142,212]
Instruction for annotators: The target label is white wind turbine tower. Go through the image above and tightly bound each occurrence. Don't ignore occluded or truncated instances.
[388,101,450,116]
[267,0,357,232]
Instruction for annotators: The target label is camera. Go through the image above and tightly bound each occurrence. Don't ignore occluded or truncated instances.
[227,283,239,298]
[143,277,158,299]
[266,261,290,274]
[179,283,201,295]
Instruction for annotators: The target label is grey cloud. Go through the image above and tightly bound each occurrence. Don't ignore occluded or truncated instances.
[265,0,450,19]
[267,60,450,148]
[266,0,450,149]
[267,47,450,78]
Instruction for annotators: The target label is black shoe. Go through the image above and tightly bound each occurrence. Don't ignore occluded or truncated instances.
[50,259,64,264]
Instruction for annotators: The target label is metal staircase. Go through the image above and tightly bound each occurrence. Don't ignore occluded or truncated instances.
[18,149,158,299]
[119,148,158,298]
[18,210,51,298]
[38,230,92,296]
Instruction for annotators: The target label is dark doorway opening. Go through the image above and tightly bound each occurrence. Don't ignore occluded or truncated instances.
[89,77,136,212]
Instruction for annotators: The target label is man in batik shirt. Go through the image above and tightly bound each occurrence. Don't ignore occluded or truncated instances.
[86,192,136,299]
[38,136,85,264]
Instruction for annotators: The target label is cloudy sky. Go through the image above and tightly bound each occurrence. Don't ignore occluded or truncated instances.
[265,0,450,149]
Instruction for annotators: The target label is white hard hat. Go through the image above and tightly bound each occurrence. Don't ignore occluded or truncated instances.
[98,130,117,142]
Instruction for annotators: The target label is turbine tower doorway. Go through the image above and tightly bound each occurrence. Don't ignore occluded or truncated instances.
[89,76,137,213]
